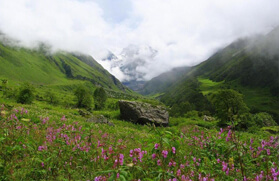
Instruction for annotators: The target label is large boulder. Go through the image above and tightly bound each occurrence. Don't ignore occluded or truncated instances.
[118,100,169,126]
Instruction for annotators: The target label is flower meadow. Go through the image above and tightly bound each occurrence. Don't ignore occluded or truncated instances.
[0,105,278,181]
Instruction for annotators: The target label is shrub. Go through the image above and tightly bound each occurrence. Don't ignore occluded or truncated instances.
[93,87,107,110]
[74,86,93,109]
[45,91,59,105]
[17,83,35,104]
[211,89,249,126]
[170,102,193,117]
[253,112,277,127]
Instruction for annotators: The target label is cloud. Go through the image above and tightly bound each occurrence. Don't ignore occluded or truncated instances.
[0,0,278,81]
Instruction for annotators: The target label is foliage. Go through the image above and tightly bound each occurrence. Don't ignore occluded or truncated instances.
[211,89,249,126]
[161,78,214,114]
[45,90,59,105]
[170,102,193,117]
[17,83,35,104]
[93,87,107,110]
[0,105,278,180]
[74,86,92,109]
[1,79,8,90]
[253,112,277,127]
[0,40,130,92]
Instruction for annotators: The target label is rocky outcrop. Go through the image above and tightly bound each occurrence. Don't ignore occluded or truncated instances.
[118,100,169,126]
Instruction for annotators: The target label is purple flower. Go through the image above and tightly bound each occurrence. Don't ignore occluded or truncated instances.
[180,164,185,169]
[226,168,229,175]
[38,146,45,151]
[119,154,124,165]
[261,140,265,148]
[157,159,161,166]
[129,149,133,157]
[172,147,176,154]
[162,150,168,158]
[168,162,172,167]
[222,161,228,172]
[266,149,270,155]
[152,153,156,159]
[154,143,159,149]
[177,169,181,176]
[61,115,67,121]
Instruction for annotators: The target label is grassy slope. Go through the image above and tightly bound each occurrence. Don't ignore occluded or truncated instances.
[139,66,191,95]
[159,28,279,121]
[0,93,278,180]
[0,41,130,93]
[198,77,279,120]
[0,44,66,84]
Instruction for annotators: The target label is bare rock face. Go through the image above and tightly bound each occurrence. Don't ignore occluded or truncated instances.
[118,100,169,126]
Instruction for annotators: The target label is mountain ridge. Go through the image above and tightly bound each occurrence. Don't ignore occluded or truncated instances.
[0,35,130,93]
[142,27,279,121]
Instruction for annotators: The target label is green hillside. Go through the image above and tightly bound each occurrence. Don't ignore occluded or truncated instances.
[0,38,129,92]
[151,28,279,121]
[139,66,191,95]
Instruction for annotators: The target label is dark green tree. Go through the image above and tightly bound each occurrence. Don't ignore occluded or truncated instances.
[45,90,59,105]
[93,87,107,110]
[212,89,249,126]
[1,79,8,90]
[74,86,92,109]
[170,102,193,117]
[17,83,35,104]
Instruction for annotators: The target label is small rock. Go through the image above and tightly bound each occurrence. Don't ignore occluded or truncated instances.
[203,115,215,121]
[78,109,92,117]
[86,115,114,126]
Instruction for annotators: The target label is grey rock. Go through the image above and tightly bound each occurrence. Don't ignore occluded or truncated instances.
[118,100,169,126]
[78,109,92,117]
[86,115,114,126]
[203,115,215,122]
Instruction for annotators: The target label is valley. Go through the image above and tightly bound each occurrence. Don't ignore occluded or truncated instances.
[0,27,278,180]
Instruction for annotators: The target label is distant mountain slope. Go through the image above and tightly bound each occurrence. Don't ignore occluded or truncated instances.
[0,36,129,92]
[122,80,146,92]
[151,27,279,121]
[193,27,279,92]
[138,66,191,95]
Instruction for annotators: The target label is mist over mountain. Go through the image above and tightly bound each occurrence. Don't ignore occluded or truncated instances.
[147,27,279,122]
[138,66,191,95]
[1,0,278,83]
[0,33,130,93]
[101,45,158,82]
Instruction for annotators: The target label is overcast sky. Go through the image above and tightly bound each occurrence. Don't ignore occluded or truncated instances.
[0,0,278,81]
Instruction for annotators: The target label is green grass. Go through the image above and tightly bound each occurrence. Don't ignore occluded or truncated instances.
[198,77,224,95]
[0,41,131,93]
[0,96,278,180]
[198,77,279,120]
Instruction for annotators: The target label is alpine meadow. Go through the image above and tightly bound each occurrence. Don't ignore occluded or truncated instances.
[0,0,278,180]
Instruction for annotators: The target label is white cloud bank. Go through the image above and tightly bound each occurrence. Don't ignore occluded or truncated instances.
[0,0,278,81]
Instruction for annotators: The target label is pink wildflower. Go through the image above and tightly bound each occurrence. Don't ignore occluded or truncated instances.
[119,154,124,165]
[172,147,176,154]
[152,153,156,159]
[162,150,168,158]
[177,169,181,176]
